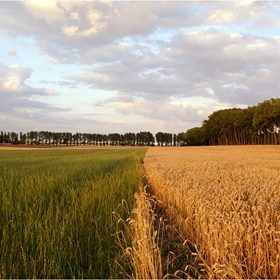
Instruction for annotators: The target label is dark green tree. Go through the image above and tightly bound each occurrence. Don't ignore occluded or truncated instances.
[253,98,280,144]
[185,127,207,146]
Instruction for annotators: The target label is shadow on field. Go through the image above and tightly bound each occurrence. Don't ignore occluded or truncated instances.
[146,185,205,279]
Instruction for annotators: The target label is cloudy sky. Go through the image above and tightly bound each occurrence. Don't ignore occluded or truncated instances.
[1,0,280,134]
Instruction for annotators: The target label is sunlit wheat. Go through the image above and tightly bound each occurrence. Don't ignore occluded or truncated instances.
[144,146,280,279]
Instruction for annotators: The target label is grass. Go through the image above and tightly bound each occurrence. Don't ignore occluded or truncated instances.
[0,148,146,279]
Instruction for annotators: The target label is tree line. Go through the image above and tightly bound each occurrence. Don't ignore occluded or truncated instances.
[2,98,278,147]
[0,130,186,146]
[184,98,280,146]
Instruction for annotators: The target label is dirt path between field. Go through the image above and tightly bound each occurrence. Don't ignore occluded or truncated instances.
[143,154,202,278]
[145,186,202,279]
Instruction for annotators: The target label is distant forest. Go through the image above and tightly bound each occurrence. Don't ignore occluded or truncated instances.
[185,98,280,146]
[1,98,279,146]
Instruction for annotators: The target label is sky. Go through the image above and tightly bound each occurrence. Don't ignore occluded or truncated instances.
[0,0,280,134]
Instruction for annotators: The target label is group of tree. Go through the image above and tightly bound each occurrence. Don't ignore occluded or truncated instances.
[155,132,185,146]
[0,130,186,146]
[183,98,280,146]
[3,98,277,147]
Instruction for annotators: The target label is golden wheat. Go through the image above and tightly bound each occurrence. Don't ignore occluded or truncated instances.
[144,146,280,279]
[129,187,163,279]
[114,186,163,279]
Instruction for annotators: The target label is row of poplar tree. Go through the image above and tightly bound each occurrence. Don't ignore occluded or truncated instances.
[184,98,280,146]
[0,130,186,146]
[1,98,279,147]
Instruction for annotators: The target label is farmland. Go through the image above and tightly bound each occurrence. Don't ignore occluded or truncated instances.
[144,146,280,279]
[1,145,279,279]
[0,148,147,279]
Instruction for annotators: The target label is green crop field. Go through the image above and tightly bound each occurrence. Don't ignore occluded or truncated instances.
[0,148,147,279]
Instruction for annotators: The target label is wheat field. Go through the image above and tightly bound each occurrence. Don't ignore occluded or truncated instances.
[144,146,280,279]
[0,148,147,279]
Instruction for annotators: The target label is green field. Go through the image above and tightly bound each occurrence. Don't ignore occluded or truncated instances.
[0,148,147,279]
